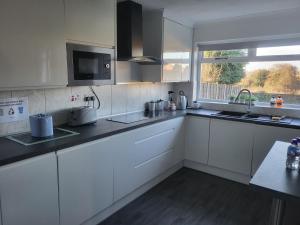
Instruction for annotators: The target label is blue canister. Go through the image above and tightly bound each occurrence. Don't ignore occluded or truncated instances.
[29,114,54,138]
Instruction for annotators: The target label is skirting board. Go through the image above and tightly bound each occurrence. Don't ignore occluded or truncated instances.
[83,161,184,225]
[184,160,250,185]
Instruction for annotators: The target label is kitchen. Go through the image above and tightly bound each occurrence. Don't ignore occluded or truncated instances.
[1,0,300,225]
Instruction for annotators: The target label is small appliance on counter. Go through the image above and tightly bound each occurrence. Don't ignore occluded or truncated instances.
[177,90,188,110]
[29,114,53,138]
[155,99,165,111]
[167,91,176,111]
[145,100,166,112]
[191,101,201,109]
[68,106,97,126]
[147,101,156,112]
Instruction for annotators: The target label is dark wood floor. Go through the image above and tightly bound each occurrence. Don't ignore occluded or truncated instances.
[99,168,273,225]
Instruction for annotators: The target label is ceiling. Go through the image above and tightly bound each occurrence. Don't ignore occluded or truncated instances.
[134,0,300,26]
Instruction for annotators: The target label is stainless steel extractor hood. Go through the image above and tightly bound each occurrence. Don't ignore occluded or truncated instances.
[117,0,161,65]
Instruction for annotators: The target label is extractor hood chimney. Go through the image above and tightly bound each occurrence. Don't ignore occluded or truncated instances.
[117,0,161,64]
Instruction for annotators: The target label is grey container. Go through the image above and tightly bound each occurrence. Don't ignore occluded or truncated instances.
[155,100,164,111]
[29,114,54,137]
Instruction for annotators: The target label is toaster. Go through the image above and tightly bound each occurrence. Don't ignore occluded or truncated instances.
[68,106,97,126]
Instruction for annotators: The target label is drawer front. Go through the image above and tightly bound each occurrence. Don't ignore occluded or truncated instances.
[113,117,185,201]
[134,128,176,166]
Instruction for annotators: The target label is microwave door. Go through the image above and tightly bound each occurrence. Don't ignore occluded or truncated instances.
[73,51,100,80]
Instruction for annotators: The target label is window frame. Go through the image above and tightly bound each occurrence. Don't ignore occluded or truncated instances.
[197,41,300,103]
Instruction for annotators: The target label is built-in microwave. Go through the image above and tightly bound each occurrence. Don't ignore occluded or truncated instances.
[67,43,115,86]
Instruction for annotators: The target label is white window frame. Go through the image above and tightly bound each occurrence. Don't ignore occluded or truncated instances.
[197,41,300,102]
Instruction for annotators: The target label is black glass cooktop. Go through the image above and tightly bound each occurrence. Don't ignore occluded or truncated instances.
[6,128,79,146]
[107,111,168,124]
[107,113,150,124]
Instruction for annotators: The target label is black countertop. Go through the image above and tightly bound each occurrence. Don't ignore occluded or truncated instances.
[0,111,186,167]
[1,108,300,167]
[250,141,300,201]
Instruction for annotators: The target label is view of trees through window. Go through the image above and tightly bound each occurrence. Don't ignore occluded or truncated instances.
[199,46,300,104]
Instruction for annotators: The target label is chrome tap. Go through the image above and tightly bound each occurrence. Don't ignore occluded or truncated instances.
[234,89,252,111]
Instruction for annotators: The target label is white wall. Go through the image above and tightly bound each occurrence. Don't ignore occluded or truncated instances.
[194,7,300,44]
[0,62,172,136]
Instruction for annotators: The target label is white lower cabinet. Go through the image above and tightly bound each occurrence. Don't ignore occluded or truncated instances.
[0,153,59,225]
[114,117,185,201]
[252,125,299,175]
[208,119,254,176]
[57,137,114,225]
[184,117,210,164]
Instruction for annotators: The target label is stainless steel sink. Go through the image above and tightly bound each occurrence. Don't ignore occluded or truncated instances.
[213,111,247,118]
[213,111,292,124]
[242,114,261,119]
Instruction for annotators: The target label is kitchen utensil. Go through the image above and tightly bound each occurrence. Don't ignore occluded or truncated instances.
[191,101,201,109]
[29,114,53,137]
[170,102,176,111]
[148,101,156,112]
[155,99,164,111]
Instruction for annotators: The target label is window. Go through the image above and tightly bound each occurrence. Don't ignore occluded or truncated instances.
[198,42,300,105]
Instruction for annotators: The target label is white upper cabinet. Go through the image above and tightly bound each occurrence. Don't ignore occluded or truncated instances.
[0,153,59,225]
[162,18,193,82]
[142,12,193,83]
[57,137,114,225]
[0,0,67,90]
[208,119,254,176]
[64,0,116,47]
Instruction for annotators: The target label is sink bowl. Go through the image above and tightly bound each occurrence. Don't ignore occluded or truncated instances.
[214,111,247,117]
[242,114,261,119]
[213,111,292,124]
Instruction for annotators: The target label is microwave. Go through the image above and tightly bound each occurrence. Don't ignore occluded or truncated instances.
[67,43,115,86]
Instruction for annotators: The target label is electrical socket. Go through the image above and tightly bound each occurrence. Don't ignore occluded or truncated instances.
[84,96,95,102]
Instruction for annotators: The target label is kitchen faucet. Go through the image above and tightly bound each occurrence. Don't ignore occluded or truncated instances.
[234,89,252,112]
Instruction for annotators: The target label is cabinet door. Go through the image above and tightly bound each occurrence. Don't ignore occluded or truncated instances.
[114,118,185,201]
[185,117,210,164]
[57,137,114,225]
[0,153,59,225]
[0,0,67,89]
[208,119,254,176]
[64,0,116,47]
[252,125,299,175]
[163,19,192,82]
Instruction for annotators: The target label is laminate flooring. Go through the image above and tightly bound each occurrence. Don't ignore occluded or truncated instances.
[99,168,274,225]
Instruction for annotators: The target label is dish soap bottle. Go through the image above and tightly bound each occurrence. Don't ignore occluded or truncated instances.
[276,95,284,107]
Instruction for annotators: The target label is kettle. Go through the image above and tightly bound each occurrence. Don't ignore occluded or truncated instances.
[177,90,188,110]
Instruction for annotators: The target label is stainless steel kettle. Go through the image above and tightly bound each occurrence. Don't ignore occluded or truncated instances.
[177,90,188,110]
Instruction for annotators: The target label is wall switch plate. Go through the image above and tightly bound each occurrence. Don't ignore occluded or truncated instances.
[0,97,29,123]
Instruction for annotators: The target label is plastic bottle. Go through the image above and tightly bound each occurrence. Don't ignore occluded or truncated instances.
[296,137,300,169]
[286,139,299,170]
[276,95,284,107]
[270,96,276,105]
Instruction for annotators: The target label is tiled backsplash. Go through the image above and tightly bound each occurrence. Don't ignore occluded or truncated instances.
[0,83,171,136]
